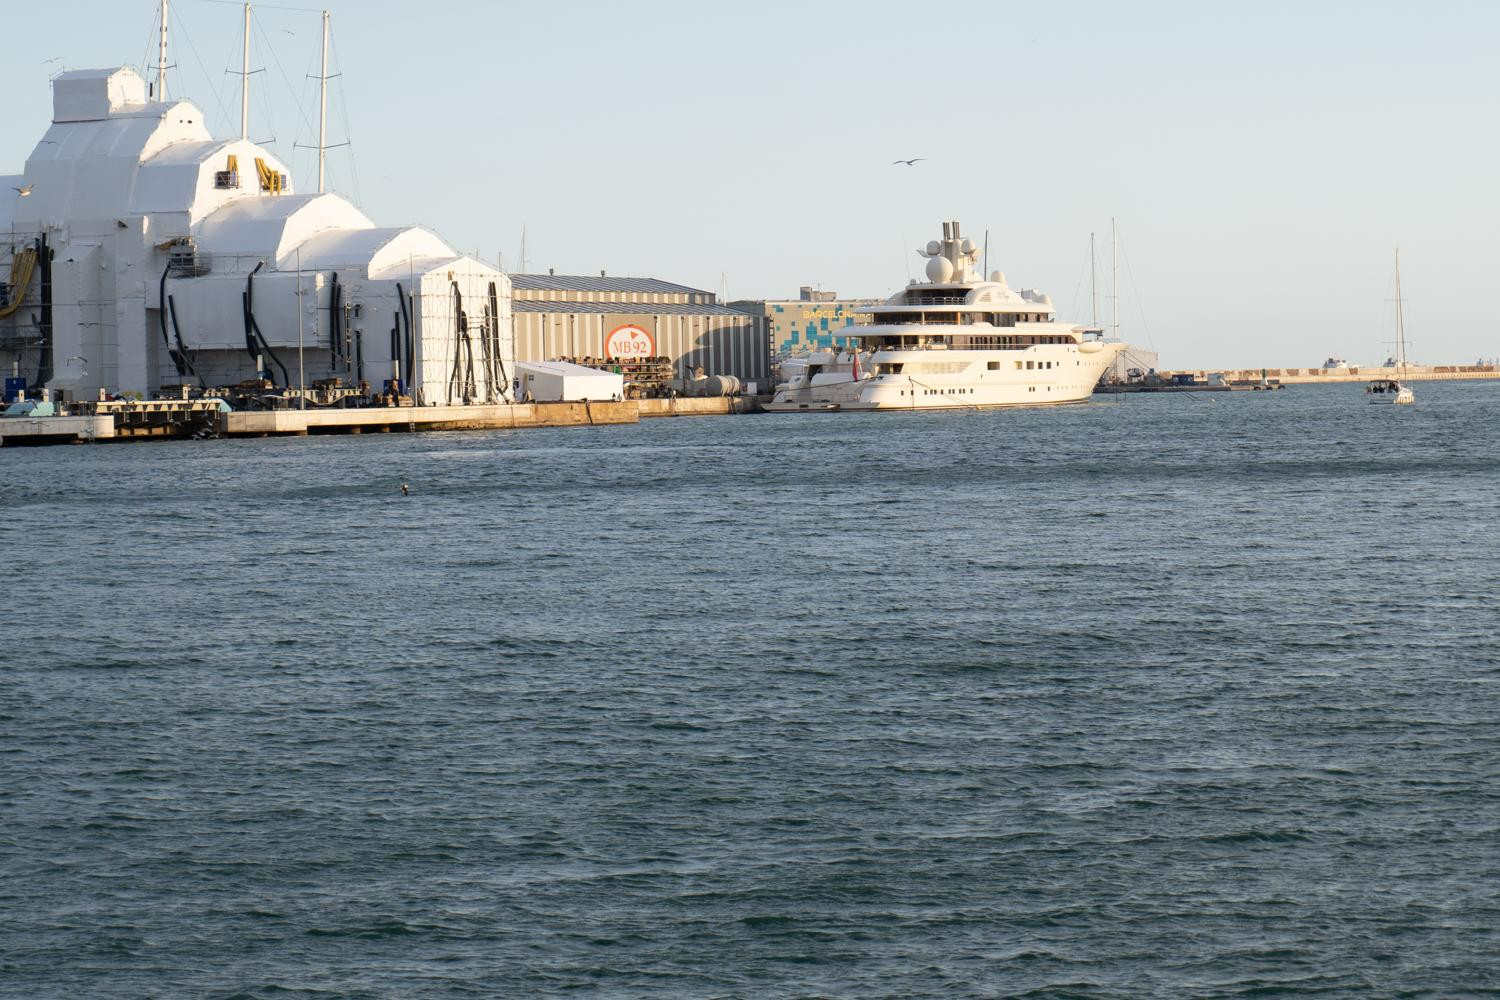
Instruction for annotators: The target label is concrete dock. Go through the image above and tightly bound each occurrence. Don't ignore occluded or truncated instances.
[1,396,762,446]
[223,396,757,437]
[0,415,115,446]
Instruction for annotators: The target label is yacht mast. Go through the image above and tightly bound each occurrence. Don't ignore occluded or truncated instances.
[156,0,169,100]
[1090,231,1098,328]
[1110,218,1119,342]
[239,3,251,140]
[316,9,330,193]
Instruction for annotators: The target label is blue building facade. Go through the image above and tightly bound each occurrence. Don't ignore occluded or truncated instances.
[729,294,879,357]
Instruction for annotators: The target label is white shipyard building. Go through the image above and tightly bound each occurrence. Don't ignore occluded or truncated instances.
[0,66,513,405]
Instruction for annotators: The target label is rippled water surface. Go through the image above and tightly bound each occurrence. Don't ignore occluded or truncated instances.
[4,383,1500,998]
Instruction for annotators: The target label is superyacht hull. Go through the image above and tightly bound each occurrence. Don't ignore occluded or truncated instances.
[765,343,1123,412]
[765,220,1122,414]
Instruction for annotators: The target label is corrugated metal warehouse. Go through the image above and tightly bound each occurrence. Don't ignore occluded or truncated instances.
[510,274,769,386]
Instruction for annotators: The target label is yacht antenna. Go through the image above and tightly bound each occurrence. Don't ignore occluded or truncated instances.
[156,0,169,100]
[239,3,251,140]
[316,9,330,193]
[519,226,529,273]
[983,229,989,278]
[1110,218,1120,342]
[1090,231,1098,328]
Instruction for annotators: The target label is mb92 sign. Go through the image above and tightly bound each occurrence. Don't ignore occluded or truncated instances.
[605,324,655,359]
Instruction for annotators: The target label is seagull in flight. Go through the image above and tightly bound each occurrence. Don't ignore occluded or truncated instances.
[13,184,33,197]
[41,57,62,65]
[892,157,925,166]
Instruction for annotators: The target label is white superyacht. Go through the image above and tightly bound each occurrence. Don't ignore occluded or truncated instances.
[766,221,1123,412]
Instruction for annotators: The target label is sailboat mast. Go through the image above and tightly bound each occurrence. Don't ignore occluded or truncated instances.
[240,3,251,140]
[1394,247,1406,374]
[156,0,169,100]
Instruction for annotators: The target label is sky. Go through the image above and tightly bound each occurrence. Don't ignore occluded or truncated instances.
[4,0,1498,368]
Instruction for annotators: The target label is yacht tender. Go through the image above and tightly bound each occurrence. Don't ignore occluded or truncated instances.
[766,221,1124,412]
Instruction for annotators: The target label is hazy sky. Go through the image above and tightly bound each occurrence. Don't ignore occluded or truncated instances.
[4,1,1497,367]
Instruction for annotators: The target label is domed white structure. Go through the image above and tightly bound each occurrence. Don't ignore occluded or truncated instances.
[0,66,512,404]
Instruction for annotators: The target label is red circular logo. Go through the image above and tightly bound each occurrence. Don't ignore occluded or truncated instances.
[605,324,655,359]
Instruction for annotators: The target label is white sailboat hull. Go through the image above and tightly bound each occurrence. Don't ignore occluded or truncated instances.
[1369,250,1417,406]
[1367,387,1415,405]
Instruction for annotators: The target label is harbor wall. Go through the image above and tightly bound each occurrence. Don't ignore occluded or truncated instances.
[636,397,753,418]
[0,395,766,446]
[221,396,750,435]
[223,400,640,436]
[0,415,114,445]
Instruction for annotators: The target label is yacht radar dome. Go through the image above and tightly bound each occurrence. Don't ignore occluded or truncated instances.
[916,220,981,282]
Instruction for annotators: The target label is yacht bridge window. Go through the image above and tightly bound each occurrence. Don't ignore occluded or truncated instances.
[903,289,970,306]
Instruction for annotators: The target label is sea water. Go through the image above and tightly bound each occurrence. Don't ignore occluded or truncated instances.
[3,382,1499,997]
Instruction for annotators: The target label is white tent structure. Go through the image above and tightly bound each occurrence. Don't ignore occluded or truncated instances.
[516,360,624,402]
[0,66,512,404]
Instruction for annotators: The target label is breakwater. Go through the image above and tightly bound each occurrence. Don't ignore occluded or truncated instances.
[1162,364,1500,384]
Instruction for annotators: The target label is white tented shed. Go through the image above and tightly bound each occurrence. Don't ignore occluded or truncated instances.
[516,361,623,402]
[0,66,513,404]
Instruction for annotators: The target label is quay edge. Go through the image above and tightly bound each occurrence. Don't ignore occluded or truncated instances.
[0,396,765,446]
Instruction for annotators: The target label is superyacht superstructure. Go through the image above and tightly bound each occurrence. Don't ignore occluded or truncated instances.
[766,221,1123,411]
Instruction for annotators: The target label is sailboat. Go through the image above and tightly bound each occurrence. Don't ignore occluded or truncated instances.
[1367,249,1415,405]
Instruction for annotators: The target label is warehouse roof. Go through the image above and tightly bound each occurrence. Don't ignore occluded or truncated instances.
[513,300,755,317]
[516,359,624,379]
[510,273,705,295]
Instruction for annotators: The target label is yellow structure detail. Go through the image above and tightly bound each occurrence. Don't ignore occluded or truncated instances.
[254,157,282,194]
[226,153,239,173]
[0,247,37,319]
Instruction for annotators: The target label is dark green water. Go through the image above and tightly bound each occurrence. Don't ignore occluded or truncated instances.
[4,383,1499,998]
